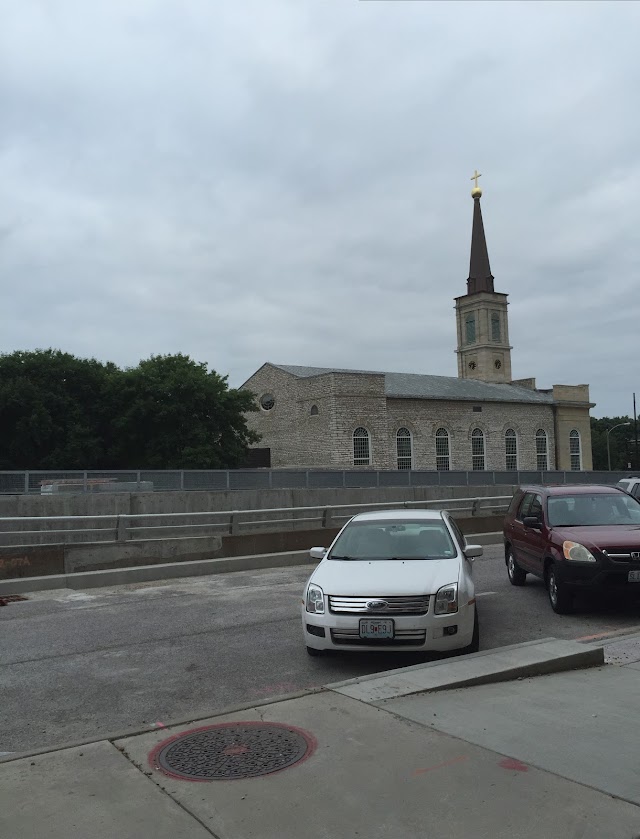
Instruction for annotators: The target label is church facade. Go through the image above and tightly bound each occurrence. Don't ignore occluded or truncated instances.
[241,179,594,472]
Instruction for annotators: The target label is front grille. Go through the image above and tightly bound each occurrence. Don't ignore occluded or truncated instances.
[604,549,640,563]
[328,595,430,615]
[330,628,426,646]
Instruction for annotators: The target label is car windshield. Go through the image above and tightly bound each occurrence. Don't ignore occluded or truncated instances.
[328,519,457,561]
[547,493,640,527]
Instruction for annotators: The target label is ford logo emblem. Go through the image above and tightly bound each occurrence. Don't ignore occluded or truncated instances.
[366,599,389,610]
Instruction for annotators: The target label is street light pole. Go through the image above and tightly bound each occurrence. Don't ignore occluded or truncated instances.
[607,422,631,472]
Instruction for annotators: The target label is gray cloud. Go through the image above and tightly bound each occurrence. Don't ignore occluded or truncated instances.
[1,0,639,417]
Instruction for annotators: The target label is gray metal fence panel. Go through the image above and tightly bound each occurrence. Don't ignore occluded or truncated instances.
[344,471,379,488]
[541,471,564,483]
[443,471,469,486]
[0,468,636,495]
[378,471,411,487]
[29,471,84,493]
[0,473,26,494]
[139,471,181,491]
[518,471,544,483]
[183,471,229,491]
[229,470,271,490]
[585,471,627,484]
[308,471,344,488]
[493,471,519,484]
[409,471,441,487]
[271,471,309,489]
[467,470,495,485]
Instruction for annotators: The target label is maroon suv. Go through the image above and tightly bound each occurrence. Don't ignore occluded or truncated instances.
[503,484,640,613]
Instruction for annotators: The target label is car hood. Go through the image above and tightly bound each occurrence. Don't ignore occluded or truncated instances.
[310,558,460,596]
[553,524,640,552]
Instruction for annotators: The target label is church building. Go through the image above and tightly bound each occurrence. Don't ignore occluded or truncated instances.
[241,176,594,472]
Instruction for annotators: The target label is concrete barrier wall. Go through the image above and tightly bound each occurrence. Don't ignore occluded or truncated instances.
[0,513,505,579]
[0,484,517,518]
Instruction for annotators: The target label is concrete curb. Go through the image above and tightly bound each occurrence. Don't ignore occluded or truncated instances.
[0,550,311,594]
[0,687,326,765]
[1,636,604,764]
[0,532,503,594]
[327,638,605,704]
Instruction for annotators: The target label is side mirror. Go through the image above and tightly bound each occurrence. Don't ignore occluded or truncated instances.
[523,516,542,531]
[309,547,327,561]
[464,545,483,559]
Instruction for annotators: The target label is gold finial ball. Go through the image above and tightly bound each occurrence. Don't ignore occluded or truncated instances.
[471,186,483,198]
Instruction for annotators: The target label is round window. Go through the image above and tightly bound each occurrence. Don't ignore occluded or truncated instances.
[260,393,275,411]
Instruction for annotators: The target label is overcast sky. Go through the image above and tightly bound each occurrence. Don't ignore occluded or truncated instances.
[1,1,639,418]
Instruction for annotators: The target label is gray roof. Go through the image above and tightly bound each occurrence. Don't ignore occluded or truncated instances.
[271,364,554,405]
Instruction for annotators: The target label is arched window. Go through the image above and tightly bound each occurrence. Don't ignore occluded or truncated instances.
[396,427,412,470]
[505,428,518,471]
[465,313,476,344]
[569,429,582,471]
[310,404,319,416]
[353,427,370,466]
[471,428,485,471]
[435,428,450,471]
[536,429,548,471]
[491,312,501,342]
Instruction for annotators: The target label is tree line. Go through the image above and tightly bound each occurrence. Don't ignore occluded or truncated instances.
[590,415,640,471]
[0,350,259,470]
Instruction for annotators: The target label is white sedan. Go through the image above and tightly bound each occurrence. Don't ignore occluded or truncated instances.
[301,509,481,656]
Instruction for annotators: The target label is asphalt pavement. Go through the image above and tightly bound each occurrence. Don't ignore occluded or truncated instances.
[2,545,640,754]
[2,636,640,839]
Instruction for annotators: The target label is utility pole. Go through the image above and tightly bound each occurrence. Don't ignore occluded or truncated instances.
[607,422,631,471]
[635,393,638,472]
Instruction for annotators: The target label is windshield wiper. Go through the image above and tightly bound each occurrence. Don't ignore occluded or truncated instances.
[329,555,358,561]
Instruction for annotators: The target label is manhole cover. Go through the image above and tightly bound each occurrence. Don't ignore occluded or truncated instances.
[149,722,317,781]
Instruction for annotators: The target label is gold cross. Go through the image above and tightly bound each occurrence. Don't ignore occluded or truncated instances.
[471,169,482,188]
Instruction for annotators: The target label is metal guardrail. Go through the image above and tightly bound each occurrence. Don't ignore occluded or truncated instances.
[0,469,629,495]
[0,495,512,548]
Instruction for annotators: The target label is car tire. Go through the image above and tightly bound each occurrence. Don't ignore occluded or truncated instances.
[506,548,527,586]
[461,609,480,655]
[546,564,574,614]
[306,646,323,657]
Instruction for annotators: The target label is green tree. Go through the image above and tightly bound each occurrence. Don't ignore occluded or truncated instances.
[0,349,113,469]
[590,415,638,471]
[0,349,259,470]
[107,354,259,469]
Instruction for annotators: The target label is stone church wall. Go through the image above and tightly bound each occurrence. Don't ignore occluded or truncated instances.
[331,373,389,468]
[386,399,556,471]
[242,365,308,467]
[242,363,559,470]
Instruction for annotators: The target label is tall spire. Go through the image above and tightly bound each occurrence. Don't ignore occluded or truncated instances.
[467,170,494,295]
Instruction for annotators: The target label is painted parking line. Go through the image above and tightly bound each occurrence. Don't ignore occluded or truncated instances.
[476,591,497,598]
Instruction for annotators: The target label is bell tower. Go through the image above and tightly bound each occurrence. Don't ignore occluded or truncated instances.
[455,172,512,383]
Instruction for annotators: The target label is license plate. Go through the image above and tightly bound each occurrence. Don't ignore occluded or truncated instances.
[359,619,394,639]
[628,571,640,583]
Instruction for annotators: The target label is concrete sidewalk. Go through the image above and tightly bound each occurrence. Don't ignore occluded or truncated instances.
[2,636,640,839]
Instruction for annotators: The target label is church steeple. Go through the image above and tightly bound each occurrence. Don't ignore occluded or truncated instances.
[467,171,494,295]
[454,172,513,383]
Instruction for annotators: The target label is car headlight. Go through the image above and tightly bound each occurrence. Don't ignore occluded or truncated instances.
[562,541,596,563]
[305,584,325,614]
[435,583,458,615]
